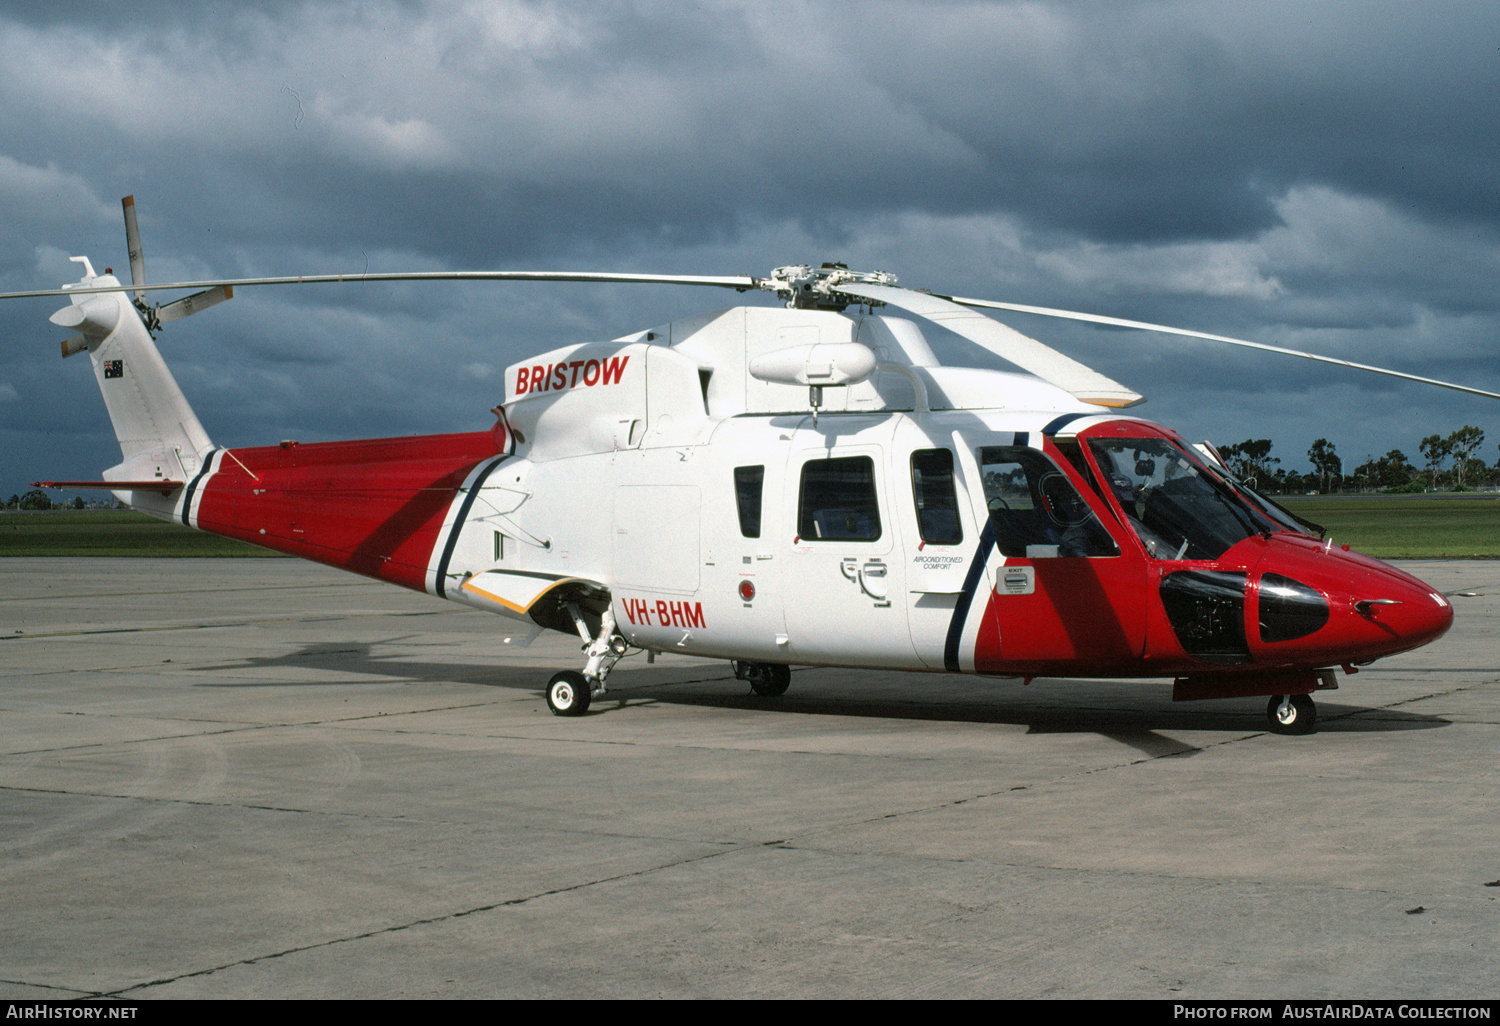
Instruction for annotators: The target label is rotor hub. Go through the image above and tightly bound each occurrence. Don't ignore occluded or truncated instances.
[758,263,898,310]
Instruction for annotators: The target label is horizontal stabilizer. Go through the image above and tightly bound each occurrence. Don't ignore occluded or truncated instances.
[50,296,119,336]
[34,479,183,495]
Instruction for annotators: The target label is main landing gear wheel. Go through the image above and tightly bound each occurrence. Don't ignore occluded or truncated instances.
[1267,694,1316,735]
[546,671,592,717]
[733,661,791,697]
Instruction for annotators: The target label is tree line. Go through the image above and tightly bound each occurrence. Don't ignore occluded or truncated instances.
[5,491,89,511]
[1218,426,1494,494]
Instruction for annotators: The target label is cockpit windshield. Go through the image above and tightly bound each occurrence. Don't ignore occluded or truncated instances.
[1087,436,1278,560]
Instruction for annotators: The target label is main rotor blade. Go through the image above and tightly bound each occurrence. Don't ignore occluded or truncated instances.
[941,294,1500,402]
[834,282,1144,408]
[0,270,760,302]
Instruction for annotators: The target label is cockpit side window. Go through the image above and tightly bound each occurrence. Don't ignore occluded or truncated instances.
[1086,437,1276,560]
[798,456,882,542]
[1053,438,1111,508]
[910,448,963,546]
[976,446,1119,558]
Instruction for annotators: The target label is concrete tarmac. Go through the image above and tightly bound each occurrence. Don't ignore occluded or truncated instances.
[1,557,1496,1000]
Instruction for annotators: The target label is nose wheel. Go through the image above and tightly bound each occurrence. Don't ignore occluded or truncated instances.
[1267,694,1316,735]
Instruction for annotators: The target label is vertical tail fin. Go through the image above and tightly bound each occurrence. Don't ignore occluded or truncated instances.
[53,259,214,485]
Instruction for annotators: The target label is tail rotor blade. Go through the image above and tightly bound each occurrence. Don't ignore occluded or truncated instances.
[121,196,147,307]
[156,284,233,324]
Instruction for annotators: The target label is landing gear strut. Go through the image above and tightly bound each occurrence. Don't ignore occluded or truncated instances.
[733,661,791,696]
[1267,693,1317,735]
[546,605,627,717]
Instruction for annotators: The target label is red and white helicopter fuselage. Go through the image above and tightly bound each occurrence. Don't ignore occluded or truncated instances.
[25,247,1459,733]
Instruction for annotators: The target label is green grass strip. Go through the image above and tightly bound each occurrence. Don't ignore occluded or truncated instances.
[0,510,283,557]
[1279,495,1500,558]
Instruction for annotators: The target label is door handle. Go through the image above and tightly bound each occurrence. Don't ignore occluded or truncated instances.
[859,559,890,605]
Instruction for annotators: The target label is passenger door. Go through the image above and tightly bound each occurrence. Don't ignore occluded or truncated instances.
[782,418,918,669]
[896,437,982,670]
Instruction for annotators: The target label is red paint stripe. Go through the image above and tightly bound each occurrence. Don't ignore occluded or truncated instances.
[194,431,499,591]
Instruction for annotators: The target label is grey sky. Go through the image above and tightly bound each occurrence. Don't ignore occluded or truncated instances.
[2,0,1497,491]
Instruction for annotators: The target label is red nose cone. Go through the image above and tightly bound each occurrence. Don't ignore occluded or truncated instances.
[1342,562,1454,660]
[1252,536,1453,666]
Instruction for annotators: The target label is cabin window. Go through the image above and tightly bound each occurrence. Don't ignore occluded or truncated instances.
[798,456,882,542]
[910,448,963,545]
[976,446,1118,558]
[734,465,764,538]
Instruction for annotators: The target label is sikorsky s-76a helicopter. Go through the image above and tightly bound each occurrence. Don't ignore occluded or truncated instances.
[10,197,1487,734]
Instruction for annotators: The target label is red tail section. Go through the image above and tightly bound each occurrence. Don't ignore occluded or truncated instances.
[193,431,501,591]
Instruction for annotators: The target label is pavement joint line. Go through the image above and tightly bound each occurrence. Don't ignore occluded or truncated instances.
[752,841,1500,909]
[0,782,759,844]
[0,608,467,641]
[0,782,393,818]
[0,978,95,997]
[0,580,391,603]
[783,693,1486,849]
[746,732,1240,851]
[1330,684,1482,722]
[361,725,963,760]
[97,845,745,998]
[822,688,1497,826]
[0,699,513,755]
[696,830,1499,907]
[3,724,270,757]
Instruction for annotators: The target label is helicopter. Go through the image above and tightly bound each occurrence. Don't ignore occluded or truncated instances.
[9,197,1483,735]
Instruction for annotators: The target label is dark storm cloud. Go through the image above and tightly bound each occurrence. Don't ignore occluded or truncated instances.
[7,1,1491,257]
[0,0,1497,490]
[846,2,1500,241]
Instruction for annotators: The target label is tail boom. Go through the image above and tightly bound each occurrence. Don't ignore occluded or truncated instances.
[188,431,505,592]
